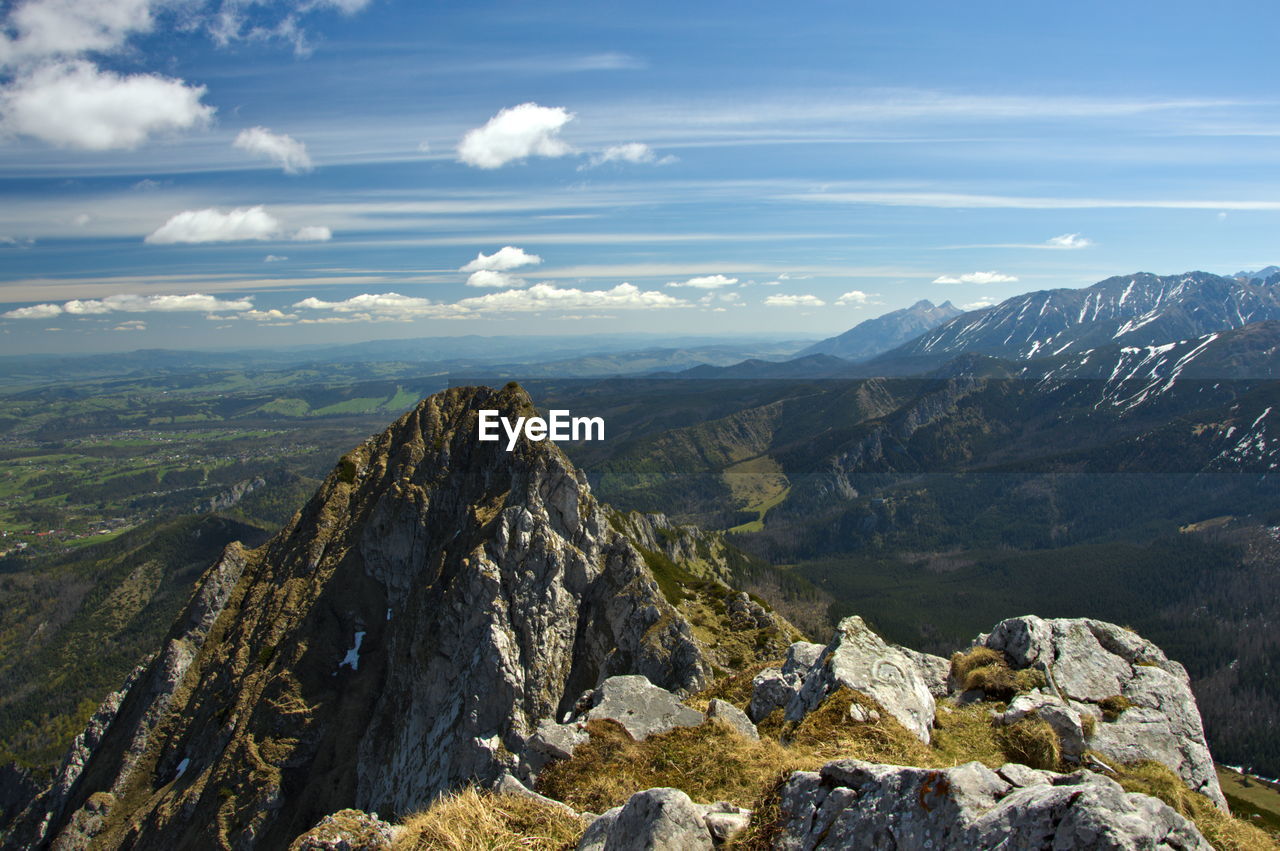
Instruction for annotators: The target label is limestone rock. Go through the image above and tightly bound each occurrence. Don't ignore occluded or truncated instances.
[288,809,394,851]
[577,788,729,851]
[521,719,589,777]
[979,616,1225,809]
[586,676,705,741]
[782,642,824,676]
[775,759,1212,850]
[785,616,936,744]
[748,667,800,723]
[706,699,758,741]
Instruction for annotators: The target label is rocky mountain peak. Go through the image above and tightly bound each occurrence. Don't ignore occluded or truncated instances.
[13,385,797,850]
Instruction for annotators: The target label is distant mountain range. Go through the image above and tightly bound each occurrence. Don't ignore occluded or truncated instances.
[881,271,1280,366]
[795,299,962,362]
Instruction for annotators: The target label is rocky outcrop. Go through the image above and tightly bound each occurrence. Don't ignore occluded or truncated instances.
[578,789,750,851]
[30,386,726,850]
[784,617,942,744]
[775,759,1211,850]
[747,641,823,722]
[288,809,395,851]
[585,676,705,741]
[978,616,1226,810]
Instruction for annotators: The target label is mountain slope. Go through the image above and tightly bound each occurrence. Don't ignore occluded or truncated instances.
[10,385,799,850]
[796,299,963,361]
[880,271,1280,366]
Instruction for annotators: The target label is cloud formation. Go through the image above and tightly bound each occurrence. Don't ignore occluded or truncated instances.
[1,60,213,150]
[582,142,675,169]
[146,206,281,244]
[666,274,738,289]
[145,207,330,244]
[459,245,542,288]
[1046,233,1092,249]
[0,0,156,65]
[458,282,686,313]
[932,271,1019,285]
[460,245,543,272]
[233,126,313,173]
[835,290,877,306]
[457,102,574,169]
[3,292,254,318]
[764,293,825,307]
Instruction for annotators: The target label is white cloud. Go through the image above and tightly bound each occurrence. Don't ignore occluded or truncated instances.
[666,274,739,289]
[465,269,526,289]
[294,292,463,321]
[1,60,213,150]
[2,303,62,319]
[233,126,313,174]
[241,308,296,321]
[1046,233,1092,249]
[113,319,146,331]
[458,282,687,313]
[932,271,1019,285]
[457,102,574,169]
[835,290,877,306]
[790,190,1280,211]
[460,245,543,272]
[764,294,826,307]
[582,142,675,169]
[0,0,156,65]
[264,254,288,262]
[291,225,331,241]
[4,292,253,318]
[962,297,1000,310]
[146,206,281,244]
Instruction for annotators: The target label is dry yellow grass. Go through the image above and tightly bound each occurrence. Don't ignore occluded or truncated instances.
[394,788,584,851]
[1107,760,1279,851]
[535,718,802,814]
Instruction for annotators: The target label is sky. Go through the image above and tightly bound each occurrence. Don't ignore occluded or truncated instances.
[1,0,1279,354]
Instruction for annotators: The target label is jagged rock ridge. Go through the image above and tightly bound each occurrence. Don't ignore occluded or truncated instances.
[13,385,793,851]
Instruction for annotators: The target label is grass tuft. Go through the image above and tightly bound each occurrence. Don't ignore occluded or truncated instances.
[993,715,1062,770]
[394,787,583,851]
[1099,694,1134,721]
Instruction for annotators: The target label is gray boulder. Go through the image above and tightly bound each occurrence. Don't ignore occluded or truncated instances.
[521,718,589,777]
[706,699,759,741]
[980,616,1225,810]
[577,788,713,851]
[785,616,936,744]
[775,759,1211,850]
[586,676,705,741]
[746,641,826,723]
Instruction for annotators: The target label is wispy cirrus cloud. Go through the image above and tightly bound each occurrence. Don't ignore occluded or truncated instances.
[233,126,313,174]
[764,293,825,307]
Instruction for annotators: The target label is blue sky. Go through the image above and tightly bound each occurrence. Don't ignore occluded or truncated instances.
[1,0,1279,353]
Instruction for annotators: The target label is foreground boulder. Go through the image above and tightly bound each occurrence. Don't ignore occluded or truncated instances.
[979,616,1226,810]
[288,809,394,851]
[775,759,1211,850]
[577,788,750,850]
[784,616,943,744]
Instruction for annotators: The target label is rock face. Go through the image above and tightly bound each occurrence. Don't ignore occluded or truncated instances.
[27,386,721,850]
[979,616,1226,810]
[747,641,823,722]
[785,616,941,744]
[775,759,1212,850]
